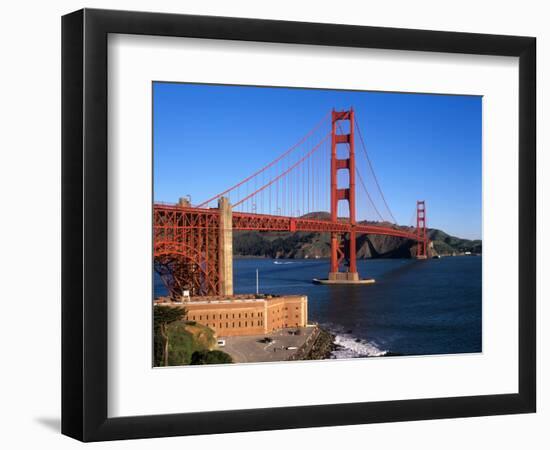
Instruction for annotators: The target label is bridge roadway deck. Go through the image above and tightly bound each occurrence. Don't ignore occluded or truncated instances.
[154,204,420,241]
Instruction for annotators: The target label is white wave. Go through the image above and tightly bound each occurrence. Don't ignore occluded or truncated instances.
[331,334,388,359]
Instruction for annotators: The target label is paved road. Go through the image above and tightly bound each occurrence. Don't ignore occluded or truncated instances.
[221,327,317,363]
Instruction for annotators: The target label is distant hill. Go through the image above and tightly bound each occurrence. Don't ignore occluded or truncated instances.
[233,212,481,259]
[427,229,482,255]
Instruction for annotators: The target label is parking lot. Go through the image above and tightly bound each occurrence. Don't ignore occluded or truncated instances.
[221,326,317,363]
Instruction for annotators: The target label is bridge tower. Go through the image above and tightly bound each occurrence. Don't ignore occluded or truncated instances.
[329,109,359,281]
[416,200,428,259]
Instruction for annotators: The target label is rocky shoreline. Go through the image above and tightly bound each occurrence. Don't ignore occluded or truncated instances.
[300,326,406,360]
[289,325,407,362]
[288,326,337,361]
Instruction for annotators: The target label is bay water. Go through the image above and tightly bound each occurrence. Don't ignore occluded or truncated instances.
[155,257,482,357]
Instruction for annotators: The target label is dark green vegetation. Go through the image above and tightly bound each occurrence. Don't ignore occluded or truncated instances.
[190,350,233,365]
[428,229,482,255]
[233,212,481,259]
[154,306,233,366]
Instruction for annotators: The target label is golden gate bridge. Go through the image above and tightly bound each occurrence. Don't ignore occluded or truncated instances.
[154,109,428,298]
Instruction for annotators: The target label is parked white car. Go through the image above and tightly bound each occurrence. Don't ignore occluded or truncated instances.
[217,339,226,347]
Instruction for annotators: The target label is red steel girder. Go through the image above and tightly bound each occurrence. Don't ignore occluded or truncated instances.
[154,205,420,240]
[153,204,424,297]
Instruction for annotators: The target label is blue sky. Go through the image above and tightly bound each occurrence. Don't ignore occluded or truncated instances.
[153,82,481,240]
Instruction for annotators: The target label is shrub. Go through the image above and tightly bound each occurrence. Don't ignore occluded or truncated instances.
[190,350,233,365]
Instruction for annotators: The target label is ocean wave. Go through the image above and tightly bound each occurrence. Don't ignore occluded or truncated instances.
[331,333,388,359]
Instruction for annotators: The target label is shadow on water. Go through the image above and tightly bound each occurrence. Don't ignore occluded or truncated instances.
[322,284,368,330]
[379,259,425,280]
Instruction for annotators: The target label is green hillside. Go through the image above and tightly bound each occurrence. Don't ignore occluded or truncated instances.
[157,320,233,366]
[233,214,481,259]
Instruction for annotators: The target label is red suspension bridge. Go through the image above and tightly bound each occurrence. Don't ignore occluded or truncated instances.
[154,109,429,298]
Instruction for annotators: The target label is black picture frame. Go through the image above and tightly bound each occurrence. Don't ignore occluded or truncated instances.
[62,8,536,442]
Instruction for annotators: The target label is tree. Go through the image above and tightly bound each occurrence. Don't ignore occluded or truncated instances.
[190,350,233,365]
[154,305,186,366]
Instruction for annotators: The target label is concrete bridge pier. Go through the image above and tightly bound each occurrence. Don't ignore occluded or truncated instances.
[218,197,233,296]
[328,271,360,282]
